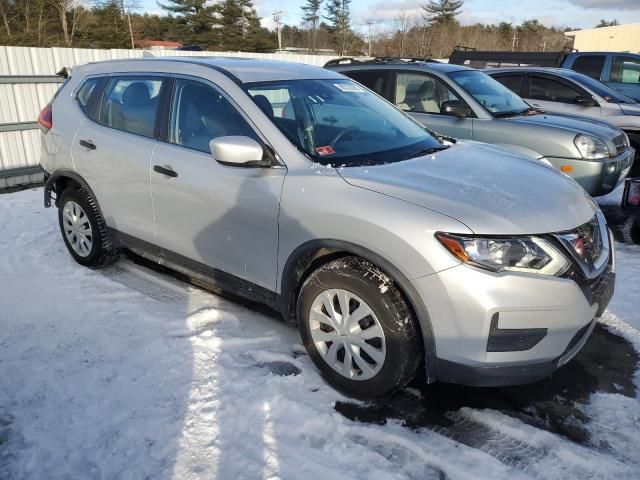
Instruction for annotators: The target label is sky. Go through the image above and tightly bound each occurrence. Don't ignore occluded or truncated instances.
[142,0,640,35]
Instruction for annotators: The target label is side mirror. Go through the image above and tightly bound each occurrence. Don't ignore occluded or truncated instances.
[210,136,266,167]
[575,95,598,107]
[441,101,470,117]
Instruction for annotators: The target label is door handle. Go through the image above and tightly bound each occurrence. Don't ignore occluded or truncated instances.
[79,139,96,150]
[153,165,178,178]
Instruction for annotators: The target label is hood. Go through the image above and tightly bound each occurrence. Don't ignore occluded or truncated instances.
[505,112,621,140]
[620,103,640,117]
[338,142,596,235]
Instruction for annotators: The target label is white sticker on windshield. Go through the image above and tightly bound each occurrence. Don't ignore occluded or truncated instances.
[334,83,365,93]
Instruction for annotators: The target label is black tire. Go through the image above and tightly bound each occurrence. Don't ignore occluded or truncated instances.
[297,256,422,398]
[622,213,640,245]
[629,144,640,178]
[57,187,120,268]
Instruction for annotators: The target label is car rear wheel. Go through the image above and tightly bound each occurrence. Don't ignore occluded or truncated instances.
[58,187,120,268]
[297,256,422,398]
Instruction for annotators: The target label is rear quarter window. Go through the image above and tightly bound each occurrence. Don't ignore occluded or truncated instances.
[75,77,104,119]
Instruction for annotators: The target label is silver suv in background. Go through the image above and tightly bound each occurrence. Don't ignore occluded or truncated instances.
[326,59,635,196]
[40,58,614,398]
[487,67,640,177]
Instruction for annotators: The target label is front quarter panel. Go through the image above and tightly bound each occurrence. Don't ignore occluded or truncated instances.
[277,168,471,292]
[472,118,580,159]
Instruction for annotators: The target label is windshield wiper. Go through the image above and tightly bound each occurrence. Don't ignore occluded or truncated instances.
[404,146,449,160]
[493,109,527,118]
[494,107,541,118]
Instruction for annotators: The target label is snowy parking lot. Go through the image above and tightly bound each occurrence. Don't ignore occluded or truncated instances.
[1,187,640,480]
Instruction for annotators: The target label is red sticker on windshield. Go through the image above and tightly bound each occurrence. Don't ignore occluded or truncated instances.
[315,146,335,156]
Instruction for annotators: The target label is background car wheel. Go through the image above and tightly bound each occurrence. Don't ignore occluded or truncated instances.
[297,256,422,398]
[622,213,640,245]
[58,187,120,268]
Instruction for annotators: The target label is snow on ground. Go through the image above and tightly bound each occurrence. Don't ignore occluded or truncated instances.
[1,188,640,480]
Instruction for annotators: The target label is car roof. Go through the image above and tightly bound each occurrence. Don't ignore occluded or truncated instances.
[80,56,344,84]
[330,61,470,74]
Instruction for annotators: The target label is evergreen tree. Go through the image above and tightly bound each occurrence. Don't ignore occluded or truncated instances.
[157,0,217,45]
[422,0,463,25]
[301,0,321,53]
[595,19,619,28]
[323,0,350,55]
[85,0,130,48]
[218,0,275,51]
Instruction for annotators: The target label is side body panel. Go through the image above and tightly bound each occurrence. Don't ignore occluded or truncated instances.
[72,118,157,242]
[150,142,286,291]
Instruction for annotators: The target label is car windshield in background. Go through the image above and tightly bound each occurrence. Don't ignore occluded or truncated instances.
[448,70,531,116]
[245,79,446,166]
[565,71,637,104]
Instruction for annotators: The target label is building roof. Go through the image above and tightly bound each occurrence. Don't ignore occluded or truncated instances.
[566,22,640,36]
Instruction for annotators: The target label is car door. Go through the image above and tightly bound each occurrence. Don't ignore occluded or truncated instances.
[526,73,602,118]
[393,71,474,139]
[150,77,286,293]
[609,56,640,101]
[72,74,165,244]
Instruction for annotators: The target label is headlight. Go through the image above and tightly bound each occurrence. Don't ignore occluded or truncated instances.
[574,134,610,159]
[436,233,570,276]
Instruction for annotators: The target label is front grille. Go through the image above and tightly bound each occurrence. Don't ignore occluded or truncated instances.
[613,134,627,155]
[563,264,615,317]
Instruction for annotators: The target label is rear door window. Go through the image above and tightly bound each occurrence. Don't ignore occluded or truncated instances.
[530,75,584,103]
[491,74,525,96]
[99,76,164,138]
[571,55,605,80]
[344,70,389,97]
[611,56,640,84]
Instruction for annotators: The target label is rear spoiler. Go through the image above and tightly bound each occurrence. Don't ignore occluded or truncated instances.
[56,67,70,79]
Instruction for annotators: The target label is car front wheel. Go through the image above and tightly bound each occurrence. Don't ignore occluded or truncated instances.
[297,256,422,398]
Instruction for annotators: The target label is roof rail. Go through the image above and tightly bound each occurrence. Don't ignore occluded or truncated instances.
[324,56,438,68]
[454,45,477,52]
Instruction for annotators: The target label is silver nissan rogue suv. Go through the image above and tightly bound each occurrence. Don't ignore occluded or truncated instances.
[39,57,615,398]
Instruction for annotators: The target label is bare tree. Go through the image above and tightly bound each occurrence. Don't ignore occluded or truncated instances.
[0,0,12,37]
[393,9,411,56]
[50,0,85,45]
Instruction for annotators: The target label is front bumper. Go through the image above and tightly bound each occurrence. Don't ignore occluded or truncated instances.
[544,147,634,197]
[413,238,615,387]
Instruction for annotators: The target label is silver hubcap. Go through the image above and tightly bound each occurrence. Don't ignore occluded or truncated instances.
[309,289,386,381]
[62,201,93,258]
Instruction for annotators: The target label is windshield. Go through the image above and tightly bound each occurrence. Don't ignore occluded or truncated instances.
[245,79,445,166]
[565,71,637,104]
[448,70,531,116]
